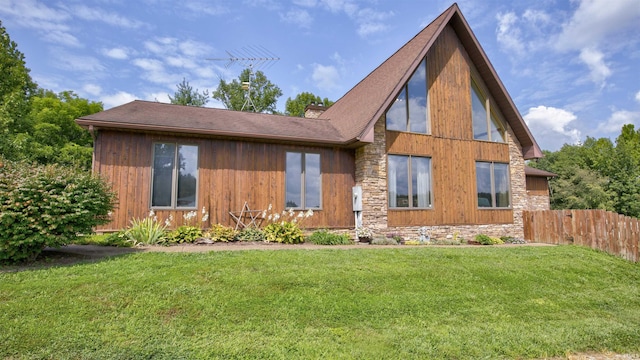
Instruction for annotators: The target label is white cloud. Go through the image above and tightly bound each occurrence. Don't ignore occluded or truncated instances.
[597,110,640,134]
[184,1,230,16]
[635,91,640,103]
[101,91,137,109]
[293,0,392,37]
[145,92,171,104]
[496,12,524,56]
[578,47,611,87]
[524,106,581,150]
[312,64,340,91]
[66,5,146,29]
[83,84,102,96]
[555,0,640,52]
[53,50,104,72]
[280,8,313,28]
[133,58,164,73]
[43,30,81,47]
[102,47,129,60]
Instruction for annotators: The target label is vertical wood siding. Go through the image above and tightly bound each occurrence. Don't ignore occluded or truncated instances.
[526,177,549,196]
[95,130,355,231]
[387,25,513,226]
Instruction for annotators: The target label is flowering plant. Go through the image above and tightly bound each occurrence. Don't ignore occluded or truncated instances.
[355,226,373,239]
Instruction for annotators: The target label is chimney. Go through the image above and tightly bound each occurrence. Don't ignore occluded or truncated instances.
[304,102,327,119]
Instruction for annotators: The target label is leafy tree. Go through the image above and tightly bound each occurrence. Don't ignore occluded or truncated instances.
[0,20,37,160]
[284,92,334,117]
[212,69,282,113]
[169,78,209,107]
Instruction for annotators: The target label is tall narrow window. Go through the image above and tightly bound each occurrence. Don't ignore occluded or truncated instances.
[388,155,432,208]
[151,143,198,208]
[472,80,505,142]
[386,58,429,134]
[286,152,321,209]
[476,161,510,208]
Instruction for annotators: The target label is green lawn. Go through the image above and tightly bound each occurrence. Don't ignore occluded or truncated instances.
[1,246,639,359]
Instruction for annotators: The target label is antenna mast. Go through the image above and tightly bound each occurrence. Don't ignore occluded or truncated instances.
[207,46,279,112]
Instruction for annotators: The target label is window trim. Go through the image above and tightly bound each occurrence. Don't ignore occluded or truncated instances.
[471,78,506,143]
[475,161,511,209]
[388,154,433,209]
[285,151,322,210]
[150,142,199,210]
[385,57,430,135]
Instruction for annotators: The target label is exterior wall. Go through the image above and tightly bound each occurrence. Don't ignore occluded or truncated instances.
[354,24,529,240]
[94,129,355,231]
[526,177,551,210]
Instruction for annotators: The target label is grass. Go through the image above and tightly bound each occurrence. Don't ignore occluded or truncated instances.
[1,246,639,359]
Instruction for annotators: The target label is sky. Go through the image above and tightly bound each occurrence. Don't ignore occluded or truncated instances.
[1,0,639,151]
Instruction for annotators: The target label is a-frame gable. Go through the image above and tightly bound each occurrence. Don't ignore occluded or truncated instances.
[322,3,543,159]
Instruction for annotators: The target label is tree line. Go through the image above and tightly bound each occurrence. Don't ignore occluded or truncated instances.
[529,124,640,218]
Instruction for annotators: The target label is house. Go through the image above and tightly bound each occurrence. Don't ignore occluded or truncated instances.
[76,3,548,240]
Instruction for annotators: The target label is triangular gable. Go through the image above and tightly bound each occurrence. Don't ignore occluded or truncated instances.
[321,3,543,159]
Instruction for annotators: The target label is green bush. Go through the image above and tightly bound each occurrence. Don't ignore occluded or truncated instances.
[125,217,167,246]
[263,221,305,244]
[0,158,115,263]
[73,232,132,247]
[370,236,398,245]
[475,234,504,245]
[308,229,352,245]
[166,225,203,244]
[206,224,237,242]
[235,227,265,242]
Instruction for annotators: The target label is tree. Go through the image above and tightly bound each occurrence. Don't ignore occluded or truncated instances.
[212,69,282,113]
[0,20,37,160]
[284,92,334,117]
[169,78,209,107]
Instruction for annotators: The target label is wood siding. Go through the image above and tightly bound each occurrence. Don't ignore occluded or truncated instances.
[94,130,355,231]
[386,25,513,226]
[526,176,549,196]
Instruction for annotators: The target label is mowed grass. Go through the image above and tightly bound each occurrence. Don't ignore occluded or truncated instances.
[1,246,639,359]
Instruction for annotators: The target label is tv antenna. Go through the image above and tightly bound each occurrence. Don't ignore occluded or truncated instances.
[207,46,280,112]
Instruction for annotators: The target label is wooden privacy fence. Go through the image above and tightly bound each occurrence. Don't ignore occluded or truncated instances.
[523,210,639,262]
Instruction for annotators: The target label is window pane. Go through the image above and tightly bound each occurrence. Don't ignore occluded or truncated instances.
[408,59,428,134]
[476,162,493,207]
[305,153,321,209]
[472,83,488,140]
[177,145,198,208]
[494,163,510,207]
[490,114,505,142]
[386,88,407,131]
[152,143,175,207]
[411,156,431,208]
[285,152,302,208]
[388,155,409,208]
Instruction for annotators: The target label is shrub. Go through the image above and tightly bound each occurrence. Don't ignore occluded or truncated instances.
[308,229,352,245]
[500,236,526,244]
[73,232,132,247]
[0,158,115,263]
[370,236,398,245]
[126,217,167,246]
[475,234,504,245]
[264,221,305,244]
[166,226,203,244]
[206,224,237,242]
[235,227,265,242]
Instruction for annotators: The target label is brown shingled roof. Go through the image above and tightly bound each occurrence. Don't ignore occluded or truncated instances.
[76,100,344,145]
[524,166,557,178]
[321,3,543,159]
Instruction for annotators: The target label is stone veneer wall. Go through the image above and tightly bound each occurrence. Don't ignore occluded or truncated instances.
[526,193,551,211]
[355,117,529,241]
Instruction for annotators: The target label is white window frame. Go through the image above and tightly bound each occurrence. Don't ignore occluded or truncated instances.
[388,154,433,209]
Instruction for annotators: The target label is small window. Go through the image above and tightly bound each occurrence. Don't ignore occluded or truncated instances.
[151,143,198,209]
[476,161,510,208]
[388,155,432,208]
[472,80,505,142]
[286,152,321,209]
[386,58,429,134]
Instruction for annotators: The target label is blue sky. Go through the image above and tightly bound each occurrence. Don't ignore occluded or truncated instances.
[1,0,639,151]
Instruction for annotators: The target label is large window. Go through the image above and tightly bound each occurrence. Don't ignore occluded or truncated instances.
[386,58,429,134]
[476,162,510,208]
[472,80,505,142]
[286,152,321,209]
[151,143,198,208]
[388,155,432,208]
